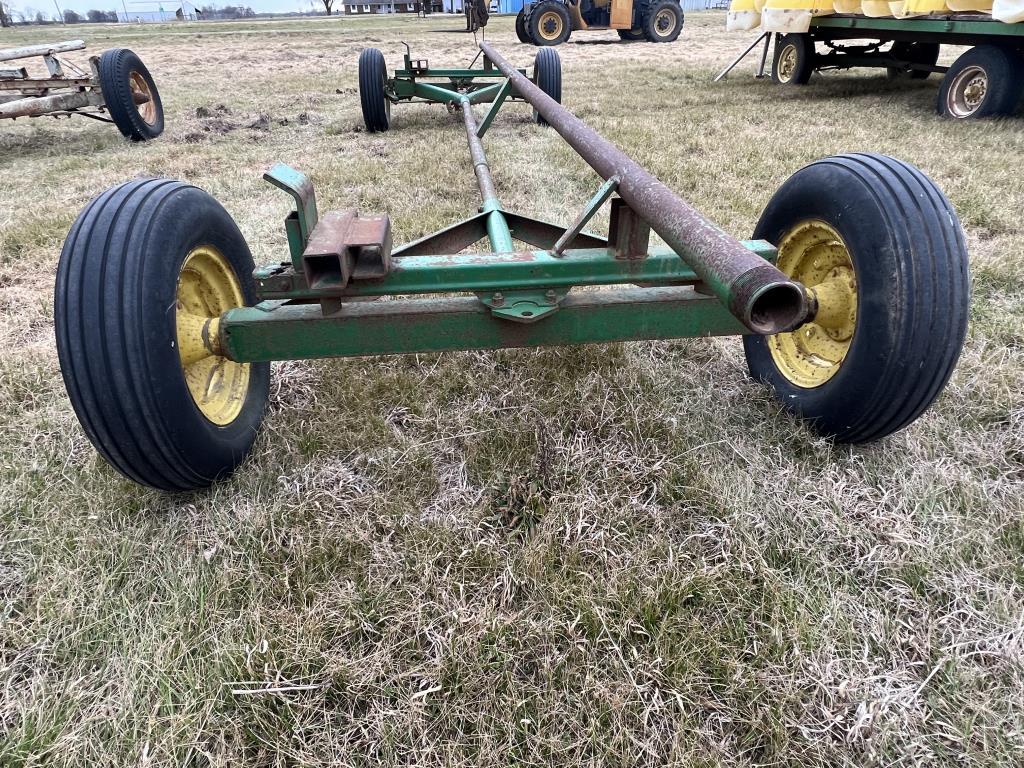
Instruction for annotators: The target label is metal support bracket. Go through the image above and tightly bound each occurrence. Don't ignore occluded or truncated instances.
[263,164,319,270]
[478,288,566,324]
[303,209,392,292]
[553,175,619,256]
[607,198,651,259]
[476,78,513,138]
[714,31,772,82]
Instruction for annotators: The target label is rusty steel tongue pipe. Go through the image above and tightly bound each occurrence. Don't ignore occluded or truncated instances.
[478,41,810,335]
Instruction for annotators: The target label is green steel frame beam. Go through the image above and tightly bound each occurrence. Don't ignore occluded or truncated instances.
[221,287,750,363]
[812,14,1024,38]
[251,242,777,302]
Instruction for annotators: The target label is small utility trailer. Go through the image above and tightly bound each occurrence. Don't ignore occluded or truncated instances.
[718,14,1024,118]
[0,40,163,140]
[53,44,969,491]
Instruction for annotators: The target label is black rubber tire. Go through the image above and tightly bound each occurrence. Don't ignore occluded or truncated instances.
[532,47,561,125]
[528,0,571,46]
[54,179,270,491]
[358,47,390,132]
[515,9,532,43]
[617,28,646,41]
[772,33,815,85]
[97,48,163,141]
[743,153,969,443]
[642,0,683,43]
[886,41,939,80]
[937,45,1024,119]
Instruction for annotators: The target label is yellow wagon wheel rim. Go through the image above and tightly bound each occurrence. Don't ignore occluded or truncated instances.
[778,44,798,82]
[129,71,157,125]
[175,246,251,425]
[537,10,564,40]
[768,220,858,388]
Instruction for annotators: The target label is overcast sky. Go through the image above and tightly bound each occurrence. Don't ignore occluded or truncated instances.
[4,0,322,19]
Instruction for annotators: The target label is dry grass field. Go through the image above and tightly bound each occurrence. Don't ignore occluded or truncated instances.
[1,11,1023,766]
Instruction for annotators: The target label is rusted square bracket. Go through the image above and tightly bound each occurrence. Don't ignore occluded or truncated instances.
[302,210,392,305]
[608,198,651,260]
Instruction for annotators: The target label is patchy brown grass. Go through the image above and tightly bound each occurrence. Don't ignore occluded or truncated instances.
[1,11,1023,767]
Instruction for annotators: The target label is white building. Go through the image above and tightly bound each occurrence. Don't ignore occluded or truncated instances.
[117,1,199,22]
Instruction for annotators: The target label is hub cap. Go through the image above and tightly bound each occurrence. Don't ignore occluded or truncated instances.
[946,65,987,118]
[777,44,798,83]
[538,11,564,40]
[768,221,858,388]
[654,8,675,34]
[129,71,157,125]
[175,246,250,425]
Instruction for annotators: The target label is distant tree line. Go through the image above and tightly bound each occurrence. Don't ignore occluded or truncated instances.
[64,8,120,21]
[198,4,256,18]
[0,4,120,23]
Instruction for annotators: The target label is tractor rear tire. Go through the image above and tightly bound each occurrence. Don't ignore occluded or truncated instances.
[98,48,163,141]
[515,9,532,43]
[886,41,940,80]
[528,0,571,46]
[358,47,391,132]
[772,33,815,85]
[937,45,1024,119]
[642,0,683,43]
[742,154,969,443]
[54,179,270,491]
[617,28,645,41]
[532,47,561,125]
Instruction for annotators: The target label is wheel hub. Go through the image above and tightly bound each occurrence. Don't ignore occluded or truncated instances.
[947,65,988,117]
[655,9,673,33]
[768,221,857,388]
[129,71,157,125]
[778,45,797,82]
[539,11,563,39]
[176,246,251,425]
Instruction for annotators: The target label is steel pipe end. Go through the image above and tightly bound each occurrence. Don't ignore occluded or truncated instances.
[744,281,809,335]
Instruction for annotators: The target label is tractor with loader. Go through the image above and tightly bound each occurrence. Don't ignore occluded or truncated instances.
[514,0,684,45]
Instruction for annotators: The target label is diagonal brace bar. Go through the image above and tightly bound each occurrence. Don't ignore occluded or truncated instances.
[553,176,620,256]
[476,78,513,138]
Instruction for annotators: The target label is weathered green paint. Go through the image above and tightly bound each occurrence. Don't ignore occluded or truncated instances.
[393,67,527,78]
[221,287,750,363]
[263,164,317,244]
[251,242,777,302]
[284,214,305,273]
[485,208,515,253]
[812,15,1024,37]
[412,81,463,103]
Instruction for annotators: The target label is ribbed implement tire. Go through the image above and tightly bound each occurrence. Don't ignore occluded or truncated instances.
[358,47,390,132]
[743,153,970,443]
[54,179,270,491]
[98,48,164,141]
[532,47,561,125]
